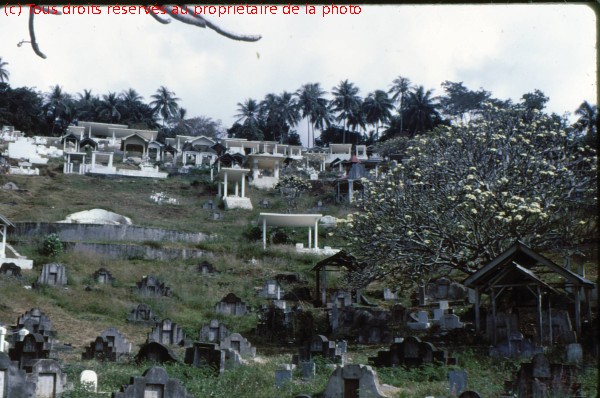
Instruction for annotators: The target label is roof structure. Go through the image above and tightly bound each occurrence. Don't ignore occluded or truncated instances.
[0,214,15,228]
[311,250,362,272]
[258,213,323,228]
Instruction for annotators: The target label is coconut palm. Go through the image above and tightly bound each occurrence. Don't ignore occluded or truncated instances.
[403,85,442,137]
[388,75,412,134]
[260,91,300,143]
[97,92,122,123]
[331,79,361,144]
[149,86,181,127]
[296,82,329,147]
[236,98,261,128]
[44,85,73,135]
[74,89,99,121]
[0,57,10,83]
[575,101,597,141]
[362,90,394,141]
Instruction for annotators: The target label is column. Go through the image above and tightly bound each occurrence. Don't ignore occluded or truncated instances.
[108,153,114,168]
[223,171,228,198]
[241,174,246,197]
[210,167,214,182]
[314,219,319,250]
[252,159,259,179]
[217,182,222,197]
[91,152,97,170]
[537,286,543,344]
[1,224,6,257]
[308,227,312,249]
[348,180,354,203]
[274,161,279,179]
[474,289,481,333]
[235,181,239,197]
[262,217,267,251]
[0,326,6,352]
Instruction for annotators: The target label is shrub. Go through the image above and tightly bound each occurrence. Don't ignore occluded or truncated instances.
[41,233,63,257]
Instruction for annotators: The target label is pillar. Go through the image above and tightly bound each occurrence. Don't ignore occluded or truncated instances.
[235,181,239,197]
[274,161,280,179]
[223,171,228,198]
[218,182,222,197]
[91,152,97,170]
[0,326,6,352]
[574,286,581,337]
[314,219,319,250]
[1,224,6,257]
[262,217,267,251]
[348,180,354,203]
[308,227,312,249]
[252,159,259,179]
[491,287,497,344]
[210,167,214,182]
[108,153,114,168]
[474,289,481,334]
[241,174,246,197]
[537,286,543,344]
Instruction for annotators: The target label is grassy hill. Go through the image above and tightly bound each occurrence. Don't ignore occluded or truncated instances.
[0,164,596,397]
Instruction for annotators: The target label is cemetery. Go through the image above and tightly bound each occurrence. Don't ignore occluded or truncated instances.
[0,110,597,398]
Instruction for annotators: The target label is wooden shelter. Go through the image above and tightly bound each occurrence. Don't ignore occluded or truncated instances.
[311,250,361,307]
[464,241,595,344]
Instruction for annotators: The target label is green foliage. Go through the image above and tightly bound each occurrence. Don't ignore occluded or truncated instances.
[41,233,63,257]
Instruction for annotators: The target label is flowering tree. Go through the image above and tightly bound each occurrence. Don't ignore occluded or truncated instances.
[274,175,312,211]
[337,105,597,289]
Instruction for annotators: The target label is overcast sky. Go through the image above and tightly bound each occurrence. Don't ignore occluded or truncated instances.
[1,4,597,145]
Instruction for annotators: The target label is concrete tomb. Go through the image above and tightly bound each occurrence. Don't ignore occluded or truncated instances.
[197,260,217,275]
[296,335,344,364]
[0,326,7,353]
[219,333,256,359]
[321,364,397,398]
[369,336,456,368]
[0,352,36,397]
[135,342,178,364]
[214,293,250,316]
[184,343,225,375]
[275,367,293,388]
[15,308,55,341]
[0,263,22,279]
[198,319,230,343]
[112,367,194,398]
[23,359,68,398]
[488,332,543,359]
[301,361,316,381]
[448,369,468,397]
[458,392,482,398]
[92,267,115,284]
[147,319,187,346]
[425,277,467,302]
[8,333,51,370]
[135,275,171,297]
[35,263,67,288]
[82,327,131,362]
[258,279,284,299]
[127,304,158,325]
[79,369,97,393]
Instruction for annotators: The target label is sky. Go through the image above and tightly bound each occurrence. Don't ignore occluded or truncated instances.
[0,4,597,145]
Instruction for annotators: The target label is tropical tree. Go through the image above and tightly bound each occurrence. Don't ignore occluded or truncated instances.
[438,80,492,122]
[337,104,597,289]
[388,75,411,133]
[96,92,122,123]
[149,86,181,127]
[73,89,99,122]
[0,57,10,83]
[331,79,361,144]
[0,83,46,135]
[362,90,394,141]
[261,91,301,144]
[296,82,329,148]
[574,100,597,145]
[44,85,73,135]
[403,85,443,137]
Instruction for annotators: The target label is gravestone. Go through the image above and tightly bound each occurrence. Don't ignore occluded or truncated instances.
[256,304,295,343]
[23,359,67,398]
[135,275,171,297]
[297,335,344,364]
[147,319,187,346]
[215,293,250,316]
[448,370,468,397]
[82,327,131,362]
[564,343,583,365]
[407,310,431,330]
[8,333,51,369]
[328,290,352,308]
[458,392,482,398]
[198,320,230,343]
[127,304,158,324]
[489,332,543,359]
[197,260,217,275]
[92,267,115,284]
[80,369,97,393]
[0,326,6,353]
[35,263,67,288]
[322,364,393,398]
[0,352,36,397]
[0,263,22,278]
[203,200,215,210]
[15,308,54,340]
[258,279,283,299]
[383,288,398,301]
[275,367,293,388]
[329,305,399,345]
[275,272,303,284]
[301,362,316,380]
[112,367,194,398]
[184,343,225,375]
[135,342,178,364]
[219,333,256,358]
[369,336,455,368]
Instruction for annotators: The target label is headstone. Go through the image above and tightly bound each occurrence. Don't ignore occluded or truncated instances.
[383,288,398,301]
[23,359,67,398]
[199,319,230,343]
[15,308,54,339]
[8,333,50,369]
[328,290,352,308]
[297,335,344,364]
[127,304,158,324]
[80,369,97,393]
[214,293,249,316]
[219,333,256,358]
[135,275,171,297]
[458,391,482,398]
[301,362,316,380]
[135,342,178,364]
[0,263,22,278]
[184,343,225,375]
[147,319,186,346]
[0,326,7,353]
[259,279,283,299]
[203,200,215,210]
[112,367,194,398]
[82,327,131,362]
[532,353,551,378]
[92,267,115,284]
[449,370,468,397]
[440,314,464,330]
[322,364,394,398]
[369,336,455,368]
[0,352,36,397]
[35,263,67,287]
[275,368,293,388]
[564,343,583,365]
[197,260,217,275]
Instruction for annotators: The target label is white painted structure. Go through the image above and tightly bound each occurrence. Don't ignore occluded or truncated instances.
[257,213,323,251]
[0,214,33,269]
[217,167,252,209]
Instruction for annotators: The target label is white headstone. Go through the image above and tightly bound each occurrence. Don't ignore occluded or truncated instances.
[80,370,98,393]
[0,326,6,353]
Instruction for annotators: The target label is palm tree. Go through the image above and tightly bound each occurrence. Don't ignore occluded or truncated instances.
[236,98,261,128]
[346,104,366,144]
[388,75,411,134]
[276,91,301,143]
[97,92,122,123]
[45,85,73,135]
[296,82,329,147]
[403,85,442,137]
[74,89,98,122]
[575,101,597,142]
[362,90,394,141]
[0,57,10,83]
[149,86,181,127]
[260,92,300,143]
[331,79,361,144]
[119,88,145,125]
